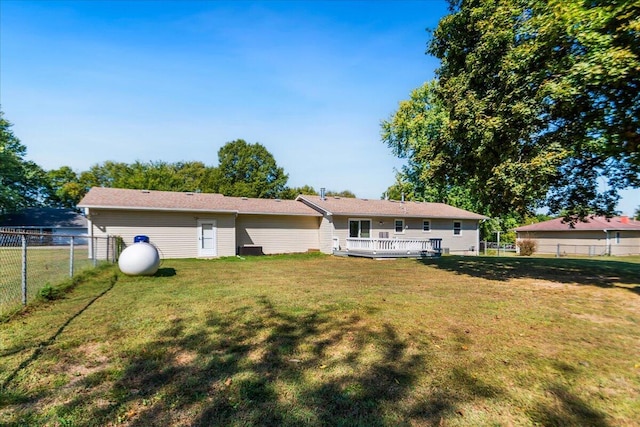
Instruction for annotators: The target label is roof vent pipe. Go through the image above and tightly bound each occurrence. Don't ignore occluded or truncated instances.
[401,192,405,203]
[320,187,326,201]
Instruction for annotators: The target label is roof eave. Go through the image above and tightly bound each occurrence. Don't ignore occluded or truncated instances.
[81,205,239,214]
[330,211,486,220]
[80,205,321,217]
[237,211,322,217]
[296,196,333,216]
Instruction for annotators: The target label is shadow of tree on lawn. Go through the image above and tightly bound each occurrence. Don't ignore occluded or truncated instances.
[420,256,640,294]
[1,273,118,391]
[528,383,610,427]
[48,295,506,426]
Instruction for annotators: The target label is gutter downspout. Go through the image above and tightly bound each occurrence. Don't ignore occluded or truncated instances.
[85,207,94,261]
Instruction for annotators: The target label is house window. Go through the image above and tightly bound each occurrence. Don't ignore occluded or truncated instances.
[349,219,371,238]
[395,219,405,233]
[453,221,462,236]
[615,232,620,244]
[423,220,431,232]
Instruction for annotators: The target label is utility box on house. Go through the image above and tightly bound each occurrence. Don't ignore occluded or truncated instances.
[239,245,264,256]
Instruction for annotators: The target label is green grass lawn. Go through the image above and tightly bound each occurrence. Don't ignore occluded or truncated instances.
[1,254,639,426]
[0,247,98,317]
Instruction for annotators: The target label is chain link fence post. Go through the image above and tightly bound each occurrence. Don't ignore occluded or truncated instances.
[21,234,27,306]
[2,230,121,317]
[70,235,75,278]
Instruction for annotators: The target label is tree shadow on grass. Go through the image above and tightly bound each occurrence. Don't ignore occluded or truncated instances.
[528,383,610,427]
[419,256,640,294]
[4,290,614,426]
[46,295,508,426]
[0,273,118,393]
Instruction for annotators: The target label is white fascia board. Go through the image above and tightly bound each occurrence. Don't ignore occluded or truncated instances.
[78,205,239,214]
[237,211,322,217]
[296,197,333,216]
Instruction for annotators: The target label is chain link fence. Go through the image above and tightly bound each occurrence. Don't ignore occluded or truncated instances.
[535,243,640,257]
[0,230,120,318]
[479,241,517,256]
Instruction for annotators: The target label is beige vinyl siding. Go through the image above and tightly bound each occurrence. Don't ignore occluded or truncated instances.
[331,216,361,248]
[612,232,640,255]
[235,214,320,255]
[517,230,640,256]
[332,216,480,254]
[88,209,236,258]
[318,215,334,254]
[403,218,480,254]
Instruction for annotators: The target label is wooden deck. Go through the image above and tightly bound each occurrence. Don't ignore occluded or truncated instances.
[333,249,441,259]
[334,237,443,259]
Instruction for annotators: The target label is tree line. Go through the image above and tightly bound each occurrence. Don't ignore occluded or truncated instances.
[0,111,353,215]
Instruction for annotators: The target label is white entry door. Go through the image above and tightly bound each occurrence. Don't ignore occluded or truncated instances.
[197,220,217,257]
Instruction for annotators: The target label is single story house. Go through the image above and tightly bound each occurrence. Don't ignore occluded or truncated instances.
[515,216,640,256]
[78,187,487,259]
[0,207,88,244]
[296,194,486,256]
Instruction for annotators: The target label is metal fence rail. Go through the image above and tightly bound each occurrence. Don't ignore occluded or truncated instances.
[0,230,119,317]
[536,243,640,257]
[480,241,517,256]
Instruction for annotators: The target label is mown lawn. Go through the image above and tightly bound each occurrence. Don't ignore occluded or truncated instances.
[0,246,98,317]
[1,254,639,426]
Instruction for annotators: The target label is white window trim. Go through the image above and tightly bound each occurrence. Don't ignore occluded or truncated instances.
[394,218,405,234]
[453,220,462,236]
[348,218,372,239]
[422,219,431,233]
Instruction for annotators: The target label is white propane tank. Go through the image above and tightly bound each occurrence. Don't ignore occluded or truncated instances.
[118,241,160,276]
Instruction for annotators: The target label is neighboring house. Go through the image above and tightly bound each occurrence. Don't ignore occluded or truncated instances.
[515,216,640,256]
[78,187,487,259]
[0,207,88,244]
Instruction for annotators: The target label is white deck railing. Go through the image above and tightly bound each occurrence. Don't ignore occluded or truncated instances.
[345,237,442,254]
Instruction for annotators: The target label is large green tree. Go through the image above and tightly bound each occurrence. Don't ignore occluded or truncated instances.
[0,111,47,214]
[50,141,289,204]
[46,160,218,207]
[45,166,84,209]
[74,160,217,195]
[279,185,318,200]
[382,81,484,213]
[385,0,639,219]
[213,139,288,198]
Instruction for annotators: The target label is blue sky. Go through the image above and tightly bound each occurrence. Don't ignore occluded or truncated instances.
[1,1,637,215]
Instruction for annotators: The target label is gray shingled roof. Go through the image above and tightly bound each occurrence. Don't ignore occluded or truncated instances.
[515,216,640,232]
[78,188,488,220]
[0,208,87,228]
[297,195,487,219]
[78,187,322,216]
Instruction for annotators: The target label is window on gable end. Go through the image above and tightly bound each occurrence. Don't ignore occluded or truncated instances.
[453,221,462,236]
